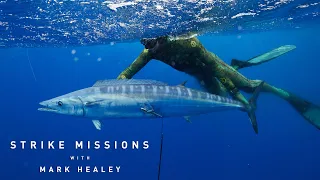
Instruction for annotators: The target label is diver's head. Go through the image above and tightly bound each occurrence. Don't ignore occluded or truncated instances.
[140,36,169,51]
[38,95,84,116]
[140,38,157,49]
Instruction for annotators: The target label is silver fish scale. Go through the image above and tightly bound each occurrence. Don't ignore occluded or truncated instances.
[98,84,238,105]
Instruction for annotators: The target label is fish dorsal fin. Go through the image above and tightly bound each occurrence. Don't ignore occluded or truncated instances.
[178,80,187,87]
[92,79,167,87]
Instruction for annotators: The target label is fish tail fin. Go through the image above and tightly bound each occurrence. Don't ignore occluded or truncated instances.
[247,81,265,134]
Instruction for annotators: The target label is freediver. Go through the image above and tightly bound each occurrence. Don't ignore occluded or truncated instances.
[116,34,320,133]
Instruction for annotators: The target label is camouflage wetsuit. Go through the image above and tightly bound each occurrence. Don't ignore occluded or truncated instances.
[117,35,320,132]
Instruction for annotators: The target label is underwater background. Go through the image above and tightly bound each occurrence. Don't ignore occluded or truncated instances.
[1,0,320,180]
[0,28,319,180]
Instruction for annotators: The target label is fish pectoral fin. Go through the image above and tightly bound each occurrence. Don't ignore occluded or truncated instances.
[184,116,192,123]
[92,120,102,130]
[140,103,162,118]
[84,100,105,106]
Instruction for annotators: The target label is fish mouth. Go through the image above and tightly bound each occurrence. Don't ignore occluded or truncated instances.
[38,101,58,112]
[37,107,58,112]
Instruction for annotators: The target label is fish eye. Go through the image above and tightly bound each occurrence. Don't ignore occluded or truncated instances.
[58,101,63,106]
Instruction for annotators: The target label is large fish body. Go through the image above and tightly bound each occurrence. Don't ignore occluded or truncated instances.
[38,79,262,132]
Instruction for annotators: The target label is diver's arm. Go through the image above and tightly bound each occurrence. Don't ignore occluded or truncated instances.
[117,49,152,79]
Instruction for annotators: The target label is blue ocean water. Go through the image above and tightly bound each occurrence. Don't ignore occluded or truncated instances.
[1,27,320,180]
[1,0,320,179]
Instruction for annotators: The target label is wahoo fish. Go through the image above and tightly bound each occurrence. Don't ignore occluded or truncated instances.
[38,79,263,133]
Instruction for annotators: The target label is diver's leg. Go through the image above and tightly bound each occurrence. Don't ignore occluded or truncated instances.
[231,45,296,70]
[245,80,320,130]
[202,77,228,97]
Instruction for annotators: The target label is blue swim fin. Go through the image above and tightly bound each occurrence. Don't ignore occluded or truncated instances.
[286,93,320,130]
[232,45,296,70]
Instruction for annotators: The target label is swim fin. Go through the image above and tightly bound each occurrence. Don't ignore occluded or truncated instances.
[231,45,296,70]
[287,94,320,130]
[231,59,252,70]
[247,82,264,134]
